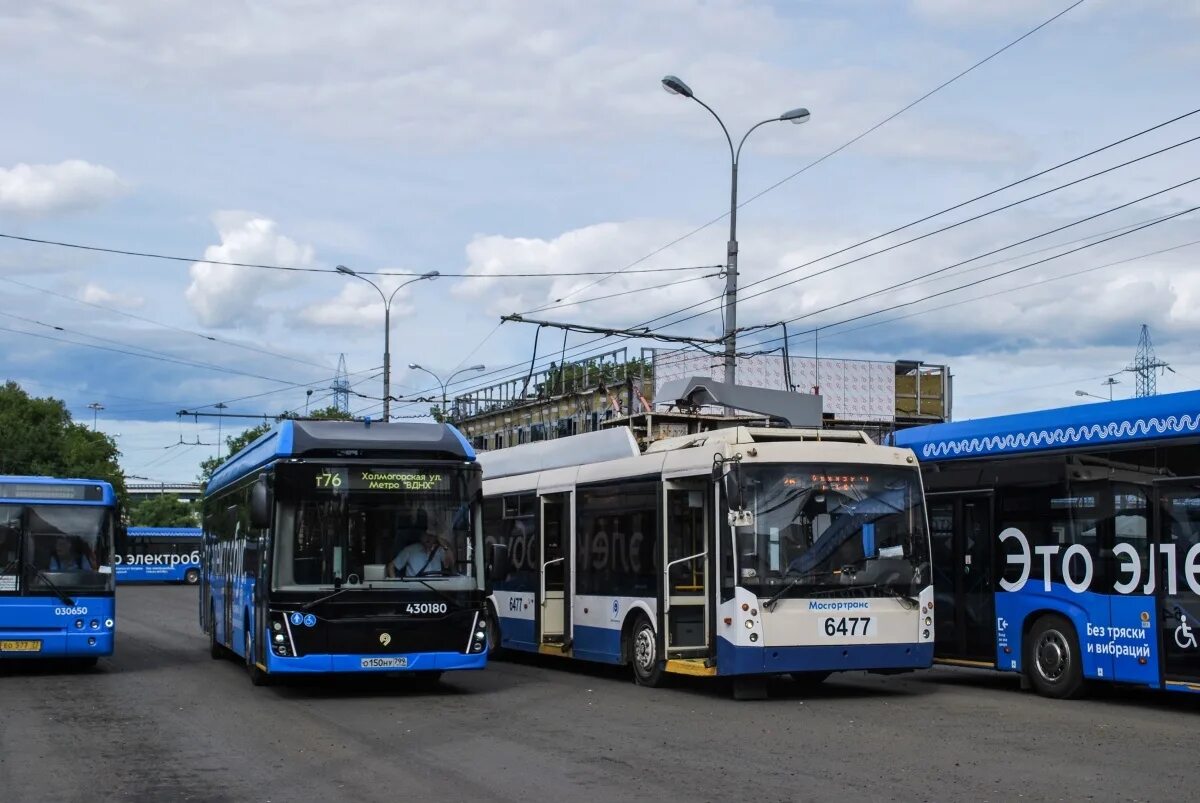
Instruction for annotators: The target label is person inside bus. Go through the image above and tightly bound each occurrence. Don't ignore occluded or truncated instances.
[387,526,454,578]
[48,536,93,571]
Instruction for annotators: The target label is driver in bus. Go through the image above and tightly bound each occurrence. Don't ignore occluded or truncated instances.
[49,536,93,571]
[387,525,454,578]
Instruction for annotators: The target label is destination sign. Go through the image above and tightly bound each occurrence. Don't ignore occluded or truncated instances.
[0,482,105,501]
[311,467,452,493]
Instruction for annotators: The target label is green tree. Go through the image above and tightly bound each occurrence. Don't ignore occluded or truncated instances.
[0,381,127,501]
[197,405,353,485]
[128,494,198,527]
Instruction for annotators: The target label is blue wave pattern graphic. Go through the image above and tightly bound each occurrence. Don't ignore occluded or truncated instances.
[920,414,1200,459]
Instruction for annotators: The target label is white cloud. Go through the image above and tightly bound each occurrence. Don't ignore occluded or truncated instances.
[185,211,315,328]
[0,2,1030,165]
[80,281,144,309]
[0,159,125,216]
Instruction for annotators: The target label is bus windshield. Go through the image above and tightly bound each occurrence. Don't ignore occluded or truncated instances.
[733,465,928,597]
[273,465,479,590]
[2,505,114,593]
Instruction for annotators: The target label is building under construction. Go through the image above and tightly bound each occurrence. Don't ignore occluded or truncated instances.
[450,347,950,451]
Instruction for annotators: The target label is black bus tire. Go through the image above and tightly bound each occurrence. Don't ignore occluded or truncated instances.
[209,603,224,660]
[245,617,269,687]
[628,614,665,688]
[1026,614,1085,699]
[184,569,200,585]
[486,605,505,660]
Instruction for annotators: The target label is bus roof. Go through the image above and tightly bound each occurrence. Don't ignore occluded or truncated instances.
[0,475,117,506]
[127,527,202,537]
[893,388,1200,462]
[206,419,476,494]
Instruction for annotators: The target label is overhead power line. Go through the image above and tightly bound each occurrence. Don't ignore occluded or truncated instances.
[550,0,1090,306]
[0,233,718,278]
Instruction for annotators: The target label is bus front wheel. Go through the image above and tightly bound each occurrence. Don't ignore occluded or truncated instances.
[209,604,225,660]
[628,614,665,688]
[486,606,505,660]
[245,618,270,687]
[1026,614,1084,699]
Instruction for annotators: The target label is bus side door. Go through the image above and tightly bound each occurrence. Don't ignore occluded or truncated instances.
[1155,478,1200,687]
[661,480,709,659]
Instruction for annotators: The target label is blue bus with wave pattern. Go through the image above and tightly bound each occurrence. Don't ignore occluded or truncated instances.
[117,527,202,584]
[895,389,1200,698]
[0,475,119,665]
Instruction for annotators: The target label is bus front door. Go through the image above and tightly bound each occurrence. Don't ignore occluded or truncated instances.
[1156,479,1200,687]
[539,492,570,646]
[662,481,709,659]
[928,492,995,663]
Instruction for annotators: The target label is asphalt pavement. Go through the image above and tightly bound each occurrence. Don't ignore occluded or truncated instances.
[2,586,1197,803]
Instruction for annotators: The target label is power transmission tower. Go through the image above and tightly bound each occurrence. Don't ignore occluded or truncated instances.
[331,354,351,414]
[1125,324,1173,398]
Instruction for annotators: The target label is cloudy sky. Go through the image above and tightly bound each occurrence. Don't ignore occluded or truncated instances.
[2,0,1199,482]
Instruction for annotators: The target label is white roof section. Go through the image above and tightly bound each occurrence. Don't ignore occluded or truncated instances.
[474,427,640,480]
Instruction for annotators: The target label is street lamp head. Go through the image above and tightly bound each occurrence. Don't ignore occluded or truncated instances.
[1074,390,1089,397]
[408,363,421,370]
[780,107,811,124]
[335,264,357,276]
[421,270,440,280]
[661,75,694,98]
[468,364,485,371]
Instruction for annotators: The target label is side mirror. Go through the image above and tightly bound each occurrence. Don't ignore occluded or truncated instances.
[113,523,128,555]
[250,474,272,530]
[488,542,511,583]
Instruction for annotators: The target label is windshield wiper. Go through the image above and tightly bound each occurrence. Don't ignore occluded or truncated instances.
[763,569,829,612]
[406,578,464,610]
[301,586,354,611]
[24,561,75,606]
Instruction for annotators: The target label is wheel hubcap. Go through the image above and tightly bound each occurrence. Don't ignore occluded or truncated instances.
[634,627,654,671]
[1036,630,1068,682]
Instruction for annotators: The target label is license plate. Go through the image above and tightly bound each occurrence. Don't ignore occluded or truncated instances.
[361,656,408,669]
[0,640,42,652]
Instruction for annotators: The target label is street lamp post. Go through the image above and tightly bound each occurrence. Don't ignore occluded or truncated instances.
[661,74,809,389]
[335,265,439,421]
[408,364,486,422]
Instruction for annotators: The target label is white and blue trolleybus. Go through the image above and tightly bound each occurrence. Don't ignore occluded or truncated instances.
[479,426,934,695]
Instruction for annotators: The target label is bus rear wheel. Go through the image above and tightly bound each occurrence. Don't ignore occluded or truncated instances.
[1026,614,1084,699]
[628,614,665,688]
[184,569,200,585]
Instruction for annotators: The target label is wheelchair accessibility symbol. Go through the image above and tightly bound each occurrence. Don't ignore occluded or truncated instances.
[1175,612,1197,650]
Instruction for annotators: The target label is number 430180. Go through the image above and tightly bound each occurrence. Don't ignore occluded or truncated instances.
[823,616,872,637]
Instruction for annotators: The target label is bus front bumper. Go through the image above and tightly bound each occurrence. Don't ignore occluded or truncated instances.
[716,638,933,676]
[264,650,486,674]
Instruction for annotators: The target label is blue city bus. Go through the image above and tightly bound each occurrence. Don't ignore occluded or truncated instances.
[200,419,488,686]
[895,389,1200,698]
[117,527,202,584]
[0,475,119,665]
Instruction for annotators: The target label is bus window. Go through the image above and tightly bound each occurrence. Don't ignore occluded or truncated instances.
[576,482,657,597]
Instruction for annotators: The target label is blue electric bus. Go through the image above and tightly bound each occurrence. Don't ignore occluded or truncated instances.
[895,389,1200,698]
[0,475,119,665]
[200,419,488,686]
[117,527,202,584]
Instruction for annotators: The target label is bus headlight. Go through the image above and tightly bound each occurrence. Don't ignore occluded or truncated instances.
[923,630,931,639]
[75,619,84,629]
[273,621,283,632]
[744,620,754,629]
[925,616,932,626]
[104,618,114,628]
[90,620,99,630]
[274,634,285,644]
